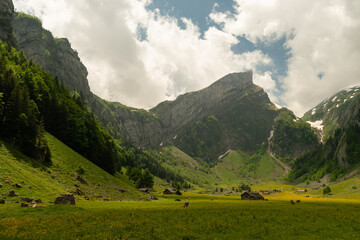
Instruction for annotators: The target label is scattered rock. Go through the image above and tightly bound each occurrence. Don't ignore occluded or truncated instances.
[149,195,158,200]
[0,199,5,204]
[84,196,90,200]
[74,188,84,196]
[296,200,301,203]
[0,182,2,188]
[76,175,88,185]
[54,194,75,205]
[35,199,42,203]
[103,199,110,201]
[74,184,79,188]
[175,199,181,201]
[13,183,22,188]
[21,181,24,184]
[305,195,309,197]
[290,200,295,205]
[28,185,32,189]
[21,203,48,208]
[51,176,55,179]
[8,190,18,197]
[21,197,34,203]
[3,176,11,183]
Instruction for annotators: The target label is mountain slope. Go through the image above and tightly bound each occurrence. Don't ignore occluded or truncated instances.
[14,12,90,98]
[12,16,281,163]
[0,0,17,47]
[288,87,360,182]
[303,86,360,141]
[0,133,142,202]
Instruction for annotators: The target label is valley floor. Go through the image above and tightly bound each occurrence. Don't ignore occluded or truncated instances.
[1,193,360,240]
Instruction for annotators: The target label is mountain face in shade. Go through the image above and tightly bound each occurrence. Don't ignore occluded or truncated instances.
[151,71,278,162]
[0,0,17,46]
[14,13,91,97]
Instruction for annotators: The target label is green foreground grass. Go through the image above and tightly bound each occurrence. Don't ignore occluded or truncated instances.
[1,195,360,240]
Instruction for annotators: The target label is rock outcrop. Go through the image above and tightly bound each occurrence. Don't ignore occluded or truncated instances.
[54,194,75,205]
[0,0,17,46]
[14,13,90,97]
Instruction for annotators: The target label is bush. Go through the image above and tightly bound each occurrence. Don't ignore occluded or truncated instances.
[323,186,331,195]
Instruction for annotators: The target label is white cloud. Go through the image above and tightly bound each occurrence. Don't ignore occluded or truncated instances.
[13,0,272,109]
[211,0,360,116]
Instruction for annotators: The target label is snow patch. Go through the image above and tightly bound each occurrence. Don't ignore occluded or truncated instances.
[173,135,177,140]
[160,142,163,147]
[336,104,339,108]
[218,150,231,160]
[344,99,348,103]
[350,96,354,99]
[307,120,324,131]
[311,109,316,115]
[274,103,282,109]
[332,96,337,102]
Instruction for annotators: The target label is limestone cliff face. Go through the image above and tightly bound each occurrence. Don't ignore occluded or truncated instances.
[0,0,17,46]
[151,72,253,134]
[88,95,163,148]
[14,13,90,96]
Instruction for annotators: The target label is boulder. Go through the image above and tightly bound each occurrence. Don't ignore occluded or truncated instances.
[35,199,42,203]
[149,195,158,200]
[54,194,75,205]
[76,175,88,185]
[8,190,18,197]
[13,183,22,188]
[74,188,84,196]
[21,197,34,203]
[0,199,5,204]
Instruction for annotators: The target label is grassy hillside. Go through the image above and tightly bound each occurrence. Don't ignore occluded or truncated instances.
[159,146,284,189]
[0,133,143,203]
[213,150,284,185]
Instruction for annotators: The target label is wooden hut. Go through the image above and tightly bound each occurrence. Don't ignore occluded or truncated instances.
[241,192,264,200]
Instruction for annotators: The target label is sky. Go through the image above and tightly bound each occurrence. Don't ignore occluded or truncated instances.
[13,0,360,116]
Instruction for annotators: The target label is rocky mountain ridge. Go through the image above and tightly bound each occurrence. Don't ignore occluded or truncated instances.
[14,13,91,98]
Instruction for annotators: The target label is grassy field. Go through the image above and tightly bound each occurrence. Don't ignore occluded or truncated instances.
[1,193,360,240]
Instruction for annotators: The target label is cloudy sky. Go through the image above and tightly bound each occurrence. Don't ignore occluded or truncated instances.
[13,0,360,116]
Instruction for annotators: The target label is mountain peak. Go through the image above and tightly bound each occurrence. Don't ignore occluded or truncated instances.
[210,71,253,90]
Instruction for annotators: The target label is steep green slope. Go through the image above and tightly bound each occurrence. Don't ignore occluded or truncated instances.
[0,133,142,202]
[269,108,319,162]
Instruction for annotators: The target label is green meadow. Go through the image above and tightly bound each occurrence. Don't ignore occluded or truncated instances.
[1,195,360,240]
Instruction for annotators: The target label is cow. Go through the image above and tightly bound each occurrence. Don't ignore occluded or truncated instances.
[296,200,301,203]
[290,200,295,205]
[183,200,189,208]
